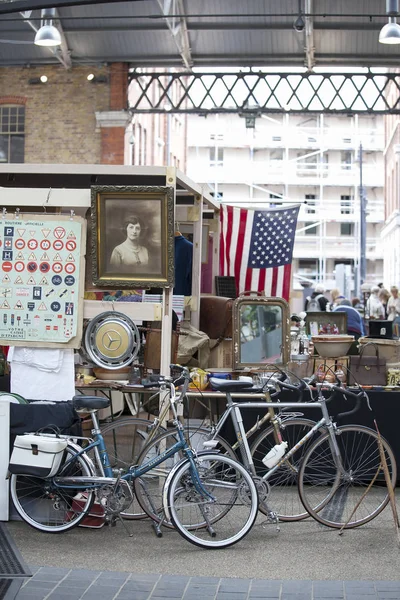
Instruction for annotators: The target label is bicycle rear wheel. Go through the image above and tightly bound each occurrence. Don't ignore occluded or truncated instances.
[251,418,316,521]
[101,417,166,520]
[134,426,235,528]
[165,452,258,549]
[298,425,397,529]
[10,445,95,533]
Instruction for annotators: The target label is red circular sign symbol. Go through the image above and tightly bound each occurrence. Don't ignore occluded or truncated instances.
[52,262,63,273]
[53,240,64,251]
[2,262,12,272]
[40,240,51,250]
[65,240,76,251]
[64,263,76,274]
[27,239,38,250]
[39,262,50,273]
[15,239,25,250]
[27,262,37,273]
[14,262,25,272]
[53,227,66,239]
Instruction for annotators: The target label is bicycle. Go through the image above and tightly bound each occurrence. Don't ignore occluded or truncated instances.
[139,372,397,529]
[132,370,316,526]
[9,366,259,549]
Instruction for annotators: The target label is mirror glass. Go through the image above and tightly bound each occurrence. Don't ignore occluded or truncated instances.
[233,296,290,368]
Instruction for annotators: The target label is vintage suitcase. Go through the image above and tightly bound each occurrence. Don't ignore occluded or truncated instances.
[9,434,67,478]
[200,296,233,340]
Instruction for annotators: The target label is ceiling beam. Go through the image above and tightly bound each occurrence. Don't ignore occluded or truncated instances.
[0,0,151,16]
[157,0,192,69]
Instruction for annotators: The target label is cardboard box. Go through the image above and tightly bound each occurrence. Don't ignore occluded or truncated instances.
[208,339,233,369]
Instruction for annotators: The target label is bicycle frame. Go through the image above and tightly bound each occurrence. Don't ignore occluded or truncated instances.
[53,382,215,501]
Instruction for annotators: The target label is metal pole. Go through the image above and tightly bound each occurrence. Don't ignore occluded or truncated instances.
[359,143,367,294]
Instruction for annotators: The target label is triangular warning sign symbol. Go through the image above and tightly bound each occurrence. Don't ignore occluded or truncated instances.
[38,302,47,311]
[29,230,35,237]
[39,276,48,285]
[1,300,10,309]
[40,252,50,261]
[14,300,23,310]
[42,229,51,238]
[28,252,37,261]
[67,231,76,239]
[53,253,62,261]
[66,253,75,262]
[2,275,10,283]
[14,276,23,284]
[27,276,36,285]
[16,252,24,260]
[17,229,26,237]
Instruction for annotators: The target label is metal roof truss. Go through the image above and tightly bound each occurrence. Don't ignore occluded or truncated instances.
[129,70,400,115]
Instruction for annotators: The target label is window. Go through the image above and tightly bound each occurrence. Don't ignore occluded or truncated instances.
[341,150,352,170]
[340,195,353,215]
[269,193,282,208]
[340,223,354,236]
[298,259,318,276]
[210,146,224,166]
[305,194,317,214]
[305,221,318,235]
[0,105,25,163]
[270,149,283,161]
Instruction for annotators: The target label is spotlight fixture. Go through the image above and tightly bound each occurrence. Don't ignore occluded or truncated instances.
[34,8,61,47]
[88,75,108,84]
[28,76,48,85]
[379,0,400,44]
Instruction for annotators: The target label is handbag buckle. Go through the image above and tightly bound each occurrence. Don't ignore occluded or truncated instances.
[364,366,371,371]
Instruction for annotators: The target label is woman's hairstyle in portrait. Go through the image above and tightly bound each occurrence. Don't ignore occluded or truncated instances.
[122,215,144,234]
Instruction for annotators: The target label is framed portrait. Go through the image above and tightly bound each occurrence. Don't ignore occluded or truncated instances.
[91,185,174,288]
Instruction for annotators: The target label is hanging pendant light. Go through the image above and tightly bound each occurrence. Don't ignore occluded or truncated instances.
[379,0,400,44]
[34,8,61,47]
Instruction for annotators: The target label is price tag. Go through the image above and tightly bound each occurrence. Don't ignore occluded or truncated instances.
[177,402,184,416]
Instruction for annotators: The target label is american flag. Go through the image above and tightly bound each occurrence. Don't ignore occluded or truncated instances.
[219,204,300,300]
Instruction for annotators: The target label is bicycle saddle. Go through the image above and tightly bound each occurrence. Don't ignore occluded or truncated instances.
[72,395,110,410]
[208,378,256,393]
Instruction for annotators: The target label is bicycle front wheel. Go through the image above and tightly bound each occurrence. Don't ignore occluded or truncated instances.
[135,426,235,528]
[165,452,258,549]
[251,418,316,521]
[298,425,397,529]
[101,417,167,520]
[10,445,95,533]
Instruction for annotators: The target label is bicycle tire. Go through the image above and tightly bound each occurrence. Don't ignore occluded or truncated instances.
[251,418,316,521]
[10,445,95,533]
[101,417,167,520]
[134,426,235,528]
[165,452,259,549]
[298,425,397,529]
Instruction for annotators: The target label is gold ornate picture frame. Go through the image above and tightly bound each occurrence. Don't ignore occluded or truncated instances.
[91,185,174,288]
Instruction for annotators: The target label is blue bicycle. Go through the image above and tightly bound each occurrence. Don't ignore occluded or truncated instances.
[10,366,259,549]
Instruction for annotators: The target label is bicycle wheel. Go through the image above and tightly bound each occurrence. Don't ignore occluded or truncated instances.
[10,445,95,533]
[298,425,397,529]
[134,426,235,528]
[165,452,258,549]
[101,417,166,520]
[251,418,316,521]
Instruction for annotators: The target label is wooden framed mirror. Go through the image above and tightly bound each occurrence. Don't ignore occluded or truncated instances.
[232,295,290,369]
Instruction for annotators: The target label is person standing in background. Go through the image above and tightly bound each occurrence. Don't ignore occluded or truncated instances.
[366,286,385,320]
[328,288,345,311]
[333,299,365,339]
[387,286,400,321]
[304,284,329,312]
[378,288,390,319]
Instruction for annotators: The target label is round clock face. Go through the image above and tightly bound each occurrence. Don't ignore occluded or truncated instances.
[83,311,140,369]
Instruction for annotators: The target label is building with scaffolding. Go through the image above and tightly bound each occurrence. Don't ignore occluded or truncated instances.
[187,111,385,295]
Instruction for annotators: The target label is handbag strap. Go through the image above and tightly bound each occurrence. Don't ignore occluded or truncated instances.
[359,341,381,361]
[34,425,62,438]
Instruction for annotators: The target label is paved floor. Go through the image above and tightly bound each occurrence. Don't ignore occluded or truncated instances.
[7,503,400,600]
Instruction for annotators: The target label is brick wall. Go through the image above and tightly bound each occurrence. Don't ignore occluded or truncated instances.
[0,65,117,164]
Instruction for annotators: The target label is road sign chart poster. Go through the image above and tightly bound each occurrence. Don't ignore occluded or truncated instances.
[0,215,84,344]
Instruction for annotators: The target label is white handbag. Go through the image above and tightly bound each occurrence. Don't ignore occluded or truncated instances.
[9,434,68,478]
